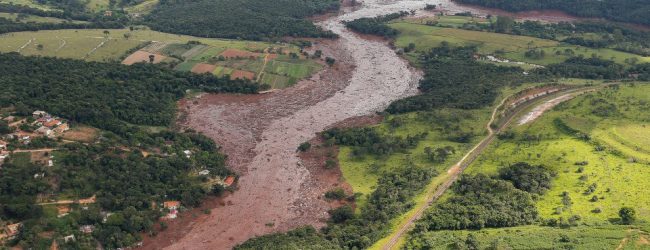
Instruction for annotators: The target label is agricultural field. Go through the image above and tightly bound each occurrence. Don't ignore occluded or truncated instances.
[408,83,650,248]
[0,12,89,24]
[0,0,58,11]
[389,21,650,67]
[0,28,274,62]
[124,41,322,89]
[0,28,321,88]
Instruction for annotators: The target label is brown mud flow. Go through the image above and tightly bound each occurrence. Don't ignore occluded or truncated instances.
[139,1,600,249]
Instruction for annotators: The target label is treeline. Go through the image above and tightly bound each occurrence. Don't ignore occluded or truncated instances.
[487,17,650,56]
[0,53,258,137]
[3,131,232,249]
[344,12,408,38]
[0,3,128,34]
[144,0,339,41]
[386,44,531,113]
[321,127,426,157]
[412,162,554,233]
[455,0,650,26]
[0,17,122,34]
[237,166,436,249]
[543,57,625,79]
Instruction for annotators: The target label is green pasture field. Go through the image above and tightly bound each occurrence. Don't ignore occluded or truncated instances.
[0,28,274,62]
[84,0,109,12]
[389,22,650,67]
[337,108,491,208]
[466,83,650,222]
[407,15,491,28]
[124,0,159,14]
[0,12,89,24]
[406,224,646,250]
[0,0,58,11]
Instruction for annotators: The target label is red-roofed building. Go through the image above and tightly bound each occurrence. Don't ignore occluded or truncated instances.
[163,201,180,210]
[224,176,236,187]
[43,119,62,128]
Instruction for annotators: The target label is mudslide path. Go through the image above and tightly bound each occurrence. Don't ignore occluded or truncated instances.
[161,1,436,249]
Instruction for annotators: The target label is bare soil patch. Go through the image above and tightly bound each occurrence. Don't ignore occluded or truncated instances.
[121,50,167,65]
[190,63,217,74]
[230,70,256,80]
[61,126,99,143]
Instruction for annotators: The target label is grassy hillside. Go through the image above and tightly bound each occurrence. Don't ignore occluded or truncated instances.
[404,83,650,249]
[0,28,275,62]
[389,21,650,67]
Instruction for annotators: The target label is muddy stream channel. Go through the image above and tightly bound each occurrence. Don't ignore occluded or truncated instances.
[139,1,585,249]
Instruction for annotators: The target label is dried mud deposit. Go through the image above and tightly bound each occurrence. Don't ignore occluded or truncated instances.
[152,1,440,249]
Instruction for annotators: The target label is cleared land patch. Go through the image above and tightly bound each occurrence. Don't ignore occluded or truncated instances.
[121,50,167,65]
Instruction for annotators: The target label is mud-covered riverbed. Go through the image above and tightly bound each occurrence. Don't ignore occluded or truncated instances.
[140,1,597,249]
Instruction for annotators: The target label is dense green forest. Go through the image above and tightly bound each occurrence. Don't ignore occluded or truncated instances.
[343,12,408,38]
[455,0,650,25]
[0,53,258,137]
[386,44,531,113]
[144,0,339,40]
[322,127,426,157]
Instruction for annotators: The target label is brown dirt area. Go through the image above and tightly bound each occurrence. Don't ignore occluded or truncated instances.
[61,126,99,143]
[190,63,217,74]
[219,48,260,59]
[230,70,256,80]
[122,50,167,65]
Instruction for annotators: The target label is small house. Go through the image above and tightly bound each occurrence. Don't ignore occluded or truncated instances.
[163,201,180,210]
[43,119,62,128]
[183,150,192,158]
[79,225,94,234]
[53,123,69,134]
[104,10,112,17]
[63,234,75,243]
[198,169,210,176]
[33,110,47,118]
[5,223,21,239]
[36,126,52,136]
[0,140,6,150]
[223,176,236,187]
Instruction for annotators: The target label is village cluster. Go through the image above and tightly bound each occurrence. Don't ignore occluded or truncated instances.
[0,111,70,166]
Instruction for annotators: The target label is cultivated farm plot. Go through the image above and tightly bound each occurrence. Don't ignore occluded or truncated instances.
[0,0,58,10]
[0,12,89,24]
[122,50,168,65]
[0,29,274,62]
